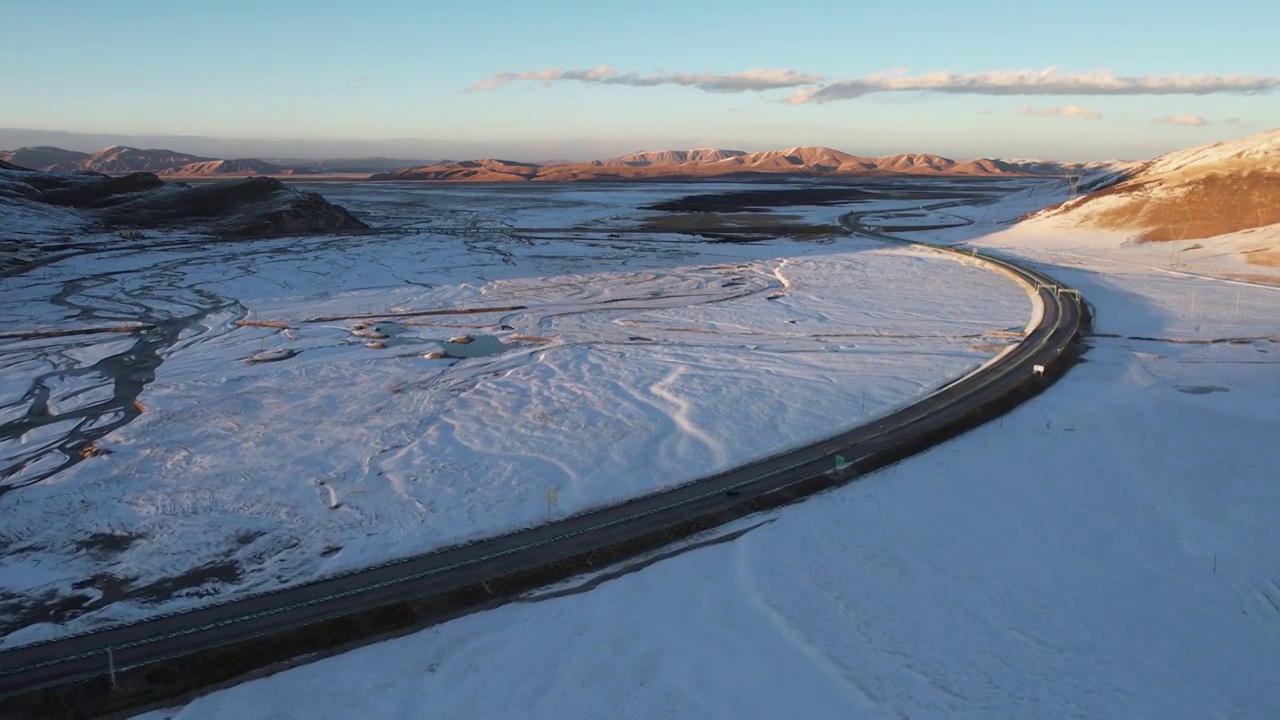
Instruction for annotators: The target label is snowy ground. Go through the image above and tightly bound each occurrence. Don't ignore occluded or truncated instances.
[0,181,1032,644]
[134,182,1280,720]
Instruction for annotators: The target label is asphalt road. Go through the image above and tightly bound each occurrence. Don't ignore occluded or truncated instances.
[0,206,1084,703]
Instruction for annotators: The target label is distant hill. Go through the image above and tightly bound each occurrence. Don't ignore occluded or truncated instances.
[78,145,216,173]
[159,159,289,176]
[376,158,543,182]
[1029,127,1280,244]
[0,144,222,174]
[608,148,749,166]
[371,146,1064,182]
[951,158,1020,174]
[0,146,90,172]
[261,156,438,173]
[0,145,426,176]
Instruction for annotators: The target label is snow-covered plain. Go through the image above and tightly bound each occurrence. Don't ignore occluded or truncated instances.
[0,181,1032,644]
[133,181,1280,720]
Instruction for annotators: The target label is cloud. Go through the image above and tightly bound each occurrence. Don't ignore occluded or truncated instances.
[467,65,822,94]
[469,65,1280,107]
[1153,114,1211,126]
[1019,104,1103,120]
[350,75,369,91]
[788,68,1280,104]
[1224,116,1245,125]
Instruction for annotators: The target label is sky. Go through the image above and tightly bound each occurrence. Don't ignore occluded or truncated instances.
[2,0,1279,161]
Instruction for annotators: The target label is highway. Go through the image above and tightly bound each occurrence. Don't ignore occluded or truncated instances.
[0,204,1085,716]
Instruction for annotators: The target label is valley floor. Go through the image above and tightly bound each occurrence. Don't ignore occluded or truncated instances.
[0,181,1030,644]
[134,182,1280,720]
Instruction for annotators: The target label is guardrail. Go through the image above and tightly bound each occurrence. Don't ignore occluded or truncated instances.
[1,215,1088,719]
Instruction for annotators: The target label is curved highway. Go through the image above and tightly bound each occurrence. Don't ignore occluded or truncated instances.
[0,203,1086,715]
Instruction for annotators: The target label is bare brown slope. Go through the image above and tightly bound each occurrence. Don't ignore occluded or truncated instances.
[1031,128,1280,244]
[1065,171,1280,242]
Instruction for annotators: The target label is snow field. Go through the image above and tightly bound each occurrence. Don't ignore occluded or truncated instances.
[0,183,1030,644]
[129,181,1280,720]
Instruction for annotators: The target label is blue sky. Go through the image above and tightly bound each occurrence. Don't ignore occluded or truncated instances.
[2,0,1278,160]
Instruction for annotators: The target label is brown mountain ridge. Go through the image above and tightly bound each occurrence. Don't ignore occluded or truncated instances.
[370,146,1036,182]
[1,143,1099,182]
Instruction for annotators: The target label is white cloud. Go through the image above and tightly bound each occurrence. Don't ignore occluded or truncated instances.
[468,65,1280,107]
[1153,114,1211,126]
[467,66,822,93]
[789,68,1280,103]
[1019,104,1103,120]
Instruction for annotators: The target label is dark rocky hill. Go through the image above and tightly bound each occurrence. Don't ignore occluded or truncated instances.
[0,165,368,237]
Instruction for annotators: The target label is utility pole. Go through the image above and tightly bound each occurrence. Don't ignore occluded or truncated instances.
[107,647,117,689]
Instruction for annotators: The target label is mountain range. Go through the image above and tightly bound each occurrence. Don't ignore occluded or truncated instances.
[369,147,1081,182]
[2,144,1112,181]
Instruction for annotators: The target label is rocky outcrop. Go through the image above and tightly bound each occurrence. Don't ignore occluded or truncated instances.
[22,171,167,207]
[96,176,368,236]
[0,167,368,238]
